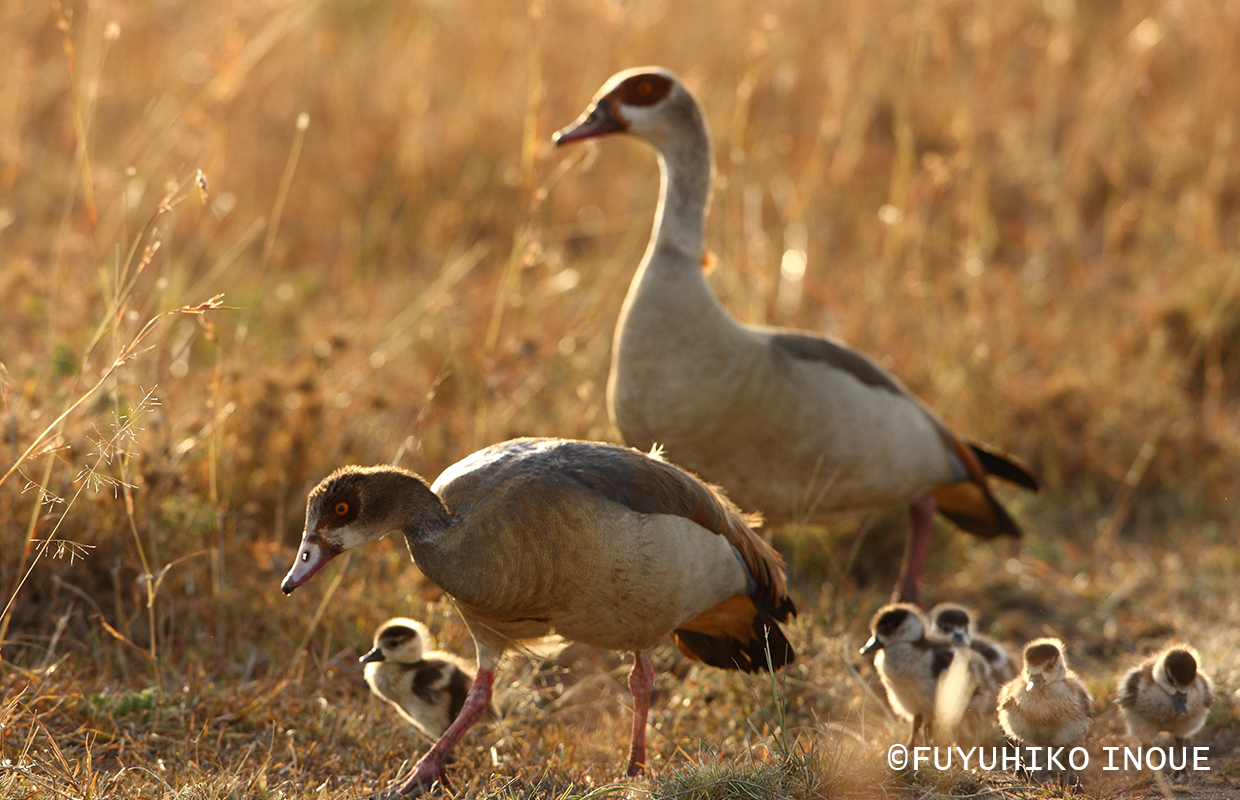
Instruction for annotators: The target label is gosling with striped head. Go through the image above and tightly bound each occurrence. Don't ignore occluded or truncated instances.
[361,618,477,740]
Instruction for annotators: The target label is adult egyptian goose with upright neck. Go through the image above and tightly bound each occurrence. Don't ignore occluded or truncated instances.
[553,67,1040,604]
[283,437,795,799]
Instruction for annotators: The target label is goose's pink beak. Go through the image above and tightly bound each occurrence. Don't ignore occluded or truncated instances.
[281,532,341,594]
[553,99,623,145]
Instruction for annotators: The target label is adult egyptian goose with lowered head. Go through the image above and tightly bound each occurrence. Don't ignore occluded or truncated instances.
[361,617,478,740]
[553,68,1041,605]
[1117,644,1214,748]
[283,437,795,798]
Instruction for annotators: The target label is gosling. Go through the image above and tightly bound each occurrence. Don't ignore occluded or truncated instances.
[998,637,1092,748]
[361,618,477,740]
[929,602,1018,683]
[861,603,957,745]
[1117,644,1214,748]
[935,638,1002,747]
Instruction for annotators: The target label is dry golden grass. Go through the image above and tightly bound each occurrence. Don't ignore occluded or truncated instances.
[2,0,1239,797]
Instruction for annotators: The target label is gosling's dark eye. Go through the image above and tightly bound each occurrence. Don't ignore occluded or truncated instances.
[300,551,309,562]
[335,502,349,516]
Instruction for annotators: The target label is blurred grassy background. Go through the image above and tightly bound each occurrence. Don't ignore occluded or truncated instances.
[2,0,1238,797]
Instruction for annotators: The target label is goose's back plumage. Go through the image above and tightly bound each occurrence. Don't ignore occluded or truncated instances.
[630,330,968,518]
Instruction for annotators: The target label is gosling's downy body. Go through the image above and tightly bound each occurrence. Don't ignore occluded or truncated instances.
[860,603,956,745]
[361,618,477,740]
[935,641,1002,747]
[998,638,1092,749]
[283,437,795,798]
[554,67,1040,604]
[1118,645,1214,747]
[929,602,1018,684]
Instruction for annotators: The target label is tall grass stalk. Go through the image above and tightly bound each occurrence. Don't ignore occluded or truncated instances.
[0,176,226,669]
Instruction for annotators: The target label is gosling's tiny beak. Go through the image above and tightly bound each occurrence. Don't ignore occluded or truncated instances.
[860,636,884,655]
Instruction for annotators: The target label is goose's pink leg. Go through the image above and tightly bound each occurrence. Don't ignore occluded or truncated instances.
[373,668,494,799]
[626,651,655,777]
[893,493,937,606]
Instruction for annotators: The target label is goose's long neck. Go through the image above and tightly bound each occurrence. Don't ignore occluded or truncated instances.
[395,481,455,549]
[625,111,727,329]
[650,125,712,261]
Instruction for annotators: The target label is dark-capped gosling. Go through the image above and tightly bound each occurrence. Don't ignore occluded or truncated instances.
[362,618,477,740]
[1117,644,1214,748]
[861,603,957,745]
[929,602,1018,683]
[998,637,1092,748]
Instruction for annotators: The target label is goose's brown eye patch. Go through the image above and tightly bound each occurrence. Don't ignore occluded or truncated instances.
[618,73,673,107]
[309,474,361,530]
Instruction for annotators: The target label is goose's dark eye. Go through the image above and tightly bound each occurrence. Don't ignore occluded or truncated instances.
[637,80,653,97]
[335,502,349,516]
